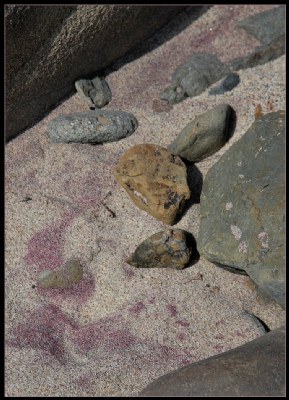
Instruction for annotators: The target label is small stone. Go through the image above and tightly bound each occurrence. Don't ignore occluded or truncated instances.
[209,73,240,95]
[168,104,234,163]
[75,77,112,108]
[160,53,231,105]
[127,229,197,269]
[47,110,138,144]
[37,259,84,289]
[113,144,191,225]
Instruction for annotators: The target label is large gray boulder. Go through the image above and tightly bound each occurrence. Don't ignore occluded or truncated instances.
[198,111,285,307]
[139,326,285,396]
[5,5,183,140]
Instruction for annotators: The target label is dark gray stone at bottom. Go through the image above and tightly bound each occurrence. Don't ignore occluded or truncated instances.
[139,326,285,397]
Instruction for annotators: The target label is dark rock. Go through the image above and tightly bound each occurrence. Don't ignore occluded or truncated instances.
[209,73,240,95]
[168,104,234,162]
[198,111,285,307]
[47,110,138,143]
[237,6,285,46]
[38,259,83,289]
[5,5,184,140]
[113,144,190,225]
[75,76,112,108]
[160,53,231,105]
[229,35,285,71]
[139,326,285,396]
[127,229,198,269]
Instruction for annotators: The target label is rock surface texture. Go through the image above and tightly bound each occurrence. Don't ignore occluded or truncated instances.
[5,5,183,139]
[198,111,285,307]
[38,259,84,289]
[168,104,234,162]
[113,144,191,225]
[47,110,138,143]
[127,229,197,270]
[75,77,112,108]
[209,73,240,96]
[160,53,231,105]
[139,326,285,397]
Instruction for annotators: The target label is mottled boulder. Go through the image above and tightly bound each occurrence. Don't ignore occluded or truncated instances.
[75,76,112,108]
[198,111,285,307]
[113,144,190,225]
[6,5,183,139]
[160,53,231,105]
[209,73,240,96]
[168,104,234,162]
[38,259,83,289]
[139,326,285,396]
[47,110,138,143]
[127,229,198,269]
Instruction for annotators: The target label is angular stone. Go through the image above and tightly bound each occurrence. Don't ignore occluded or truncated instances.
[139,326,285,397]
[168,104,234,162]
[160,53,231,105]
[209,73,240,95]
[127,229,198,269]
[237,6,285,45]
[37,259,84,289]
[198,111,285,307]
[47,110,138,143]
[113,144,190,225]
[75,76,112,108]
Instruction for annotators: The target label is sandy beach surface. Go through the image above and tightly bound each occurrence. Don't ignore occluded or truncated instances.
[5,5,285,397]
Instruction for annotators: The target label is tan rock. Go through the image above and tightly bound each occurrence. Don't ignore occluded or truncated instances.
[113,144,190,225]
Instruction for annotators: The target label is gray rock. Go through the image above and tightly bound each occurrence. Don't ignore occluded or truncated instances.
[168,104,234,163]
[38,259,83,289]
[47,110,138,144]
[198,111,285,307]
[209,73,240,95]
[229,35,285,71]
[75,76,112,108]
[6,5,183,140]
[160,53,231,105]
[139,326,285,397]
[237,6,285,45]
[127,229,198,269]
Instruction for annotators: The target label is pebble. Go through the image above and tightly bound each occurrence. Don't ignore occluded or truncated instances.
[47,110,138,144]
[113,144,190,225]
[75,76,112,108]
[168,104,234,162]
[127,229,197,269]
[37,259,84,289]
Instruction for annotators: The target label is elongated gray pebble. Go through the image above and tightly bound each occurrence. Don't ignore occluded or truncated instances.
[75,77,112,108]
[37,259,84,289]
[47,110,138,144]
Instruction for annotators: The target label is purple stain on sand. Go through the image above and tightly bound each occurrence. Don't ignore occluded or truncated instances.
[121,263,135,279]
[166,304,178,317]
[128,301,146,315]
[176,320,190,327]
[7,305,77,363]
[25,211,76,271]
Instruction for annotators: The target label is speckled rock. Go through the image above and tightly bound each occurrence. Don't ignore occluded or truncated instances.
[37,259,84,289]
[139,326,285,397]
[160,53,231,105]
[198,111,285,307]
[209,73,240,96]
[127,229,198,269]
[47,110,138,143]
[168,104,234,162]
[75,76,112,108]
[113,144,191,225]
